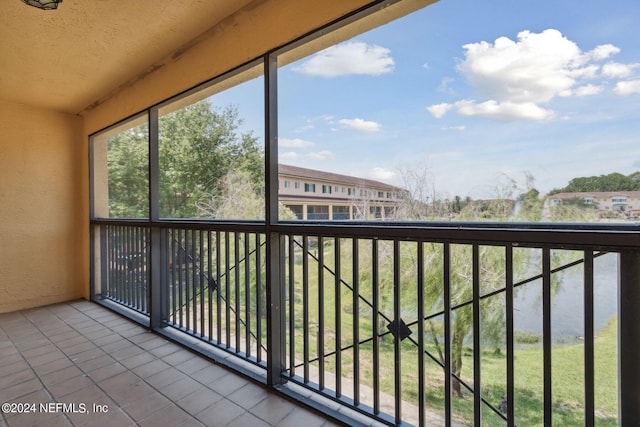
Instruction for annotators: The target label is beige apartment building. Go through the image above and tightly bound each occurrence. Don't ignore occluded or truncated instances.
[278,164,406,220]
[547,191,640,218]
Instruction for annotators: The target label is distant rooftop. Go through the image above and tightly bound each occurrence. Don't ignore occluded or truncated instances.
[279,164,403,192]
[548,191,640,199]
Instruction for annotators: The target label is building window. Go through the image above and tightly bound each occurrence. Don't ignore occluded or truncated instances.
[307,205,329,220]
[348,188,355,196]
[294,181,300,189]
[305,183,316,192]
[322,185,332,194]
[284,180,290,189]
[612,197,627,204]
[377,191,384,198]
[386,192,392,199]
[333,205,350,220]
[286,204,303,219]
[384,207,396,218]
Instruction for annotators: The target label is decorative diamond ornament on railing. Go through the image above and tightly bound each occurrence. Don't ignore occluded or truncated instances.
[387,318,413,341]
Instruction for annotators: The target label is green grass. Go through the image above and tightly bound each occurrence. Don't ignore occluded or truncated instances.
[382,319,618,426]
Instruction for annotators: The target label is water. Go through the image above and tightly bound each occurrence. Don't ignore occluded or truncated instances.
[513,252,618,339]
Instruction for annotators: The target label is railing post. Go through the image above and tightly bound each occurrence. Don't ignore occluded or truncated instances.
[264,51,286,386]
[266,232,286,386]
[148,107,163,330]
[619,250,640,426]
[149,227,163,329]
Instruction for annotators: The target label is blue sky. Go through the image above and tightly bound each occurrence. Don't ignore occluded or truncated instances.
[218,0,640,199]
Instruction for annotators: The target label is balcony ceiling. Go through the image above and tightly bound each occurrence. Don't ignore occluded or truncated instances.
[0,0,255,114]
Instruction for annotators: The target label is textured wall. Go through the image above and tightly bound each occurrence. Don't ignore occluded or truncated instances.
[0,100,85,313]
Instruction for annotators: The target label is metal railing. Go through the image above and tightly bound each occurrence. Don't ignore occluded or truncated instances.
[90,219,640,426]
[160,227,267,366]
[97,224,150,315]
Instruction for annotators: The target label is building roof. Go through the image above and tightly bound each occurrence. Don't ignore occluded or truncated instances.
[279,164,403,192]
[548,191,640,199]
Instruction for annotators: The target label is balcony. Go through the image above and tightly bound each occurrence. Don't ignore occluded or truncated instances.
[87,219,640,426]
[3,1,640,426]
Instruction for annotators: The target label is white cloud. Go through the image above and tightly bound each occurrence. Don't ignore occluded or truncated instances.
[437,77,456,95]
[602,62,640,78]
[295,124,315,133]
[280,152,298,161]
[431,29,634,121]
[613,80,640,96]
[293,41,394,77]
[305,150,335,160]
[442,125,466,131]
[574,84,604,96]
[458,29,594,104]
[455,100,555,121]
[428,100,553,121]
[279,138,315,149]
[567,64,599,80]
[338,118,381,133]
[427,103,454,118]
[370,167,396,180]
[585,44,620,61]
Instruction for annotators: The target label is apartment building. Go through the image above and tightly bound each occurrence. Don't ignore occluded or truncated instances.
[547,191,640,218]
[278,164,406,220]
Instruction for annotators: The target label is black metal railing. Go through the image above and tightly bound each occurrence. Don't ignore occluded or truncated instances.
[160,227,267,365]
[99,224,150,315]
[91,219,640,426]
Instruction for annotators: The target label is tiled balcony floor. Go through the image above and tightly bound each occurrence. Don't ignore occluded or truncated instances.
[0,301,341,427]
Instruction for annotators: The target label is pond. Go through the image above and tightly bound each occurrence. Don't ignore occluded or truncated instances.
[513,252,618,341]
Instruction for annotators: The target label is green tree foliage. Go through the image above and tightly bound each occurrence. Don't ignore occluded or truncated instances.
[107,100,263,218]
[547,197,599,222]
[517,188,543,221]
[550,171,640,193]
[158,101,263,218]
[107,124,149,217]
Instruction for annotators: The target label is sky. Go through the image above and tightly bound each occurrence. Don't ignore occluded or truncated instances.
[216,0,640,199]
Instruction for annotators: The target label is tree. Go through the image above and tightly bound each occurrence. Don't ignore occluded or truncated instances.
[158,101,263,218]
[394,165,452,220]
[107,100,263,218]
[107,124,149,217]
[550,171,640,194]
[378,168,528,396]
[547,197,598,222]
[196,168,297,220]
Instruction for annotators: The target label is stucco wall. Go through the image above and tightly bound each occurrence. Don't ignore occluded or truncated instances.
[0,99,85,313]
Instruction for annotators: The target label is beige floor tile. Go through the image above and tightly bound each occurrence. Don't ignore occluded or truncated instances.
[1,302,339,427]
[196,399,245,426]
[249,394,297,425]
